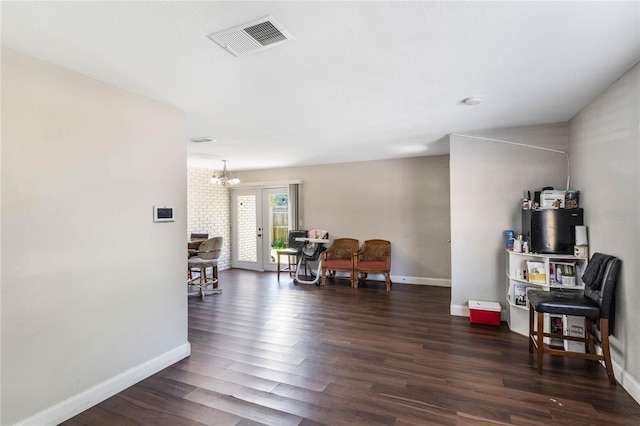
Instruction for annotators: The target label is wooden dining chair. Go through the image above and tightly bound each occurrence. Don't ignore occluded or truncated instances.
[354,239,392,291]
[320,238,359,287]
[187,236,223,298]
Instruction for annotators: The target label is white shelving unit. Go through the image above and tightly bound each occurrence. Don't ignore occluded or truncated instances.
[505,250,588,337]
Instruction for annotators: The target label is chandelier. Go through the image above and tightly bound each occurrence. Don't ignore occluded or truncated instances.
[209,160,240,186]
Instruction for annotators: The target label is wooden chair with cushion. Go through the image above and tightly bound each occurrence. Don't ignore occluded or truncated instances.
[528,253,621,384]
[320,238,359,287]
[187,236,223,298]
[354,239,392,291]
[188,233,209,257]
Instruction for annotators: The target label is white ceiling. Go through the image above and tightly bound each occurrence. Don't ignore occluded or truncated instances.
[2,1,639,171]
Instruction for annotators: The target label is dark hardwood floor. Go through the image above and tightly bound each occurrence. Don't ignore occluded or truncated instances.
[64,269,640,425]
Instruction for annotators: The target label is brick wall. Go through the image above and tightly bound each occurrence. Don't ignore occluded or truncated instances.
[236,194,257,262]
[187,167,231,270]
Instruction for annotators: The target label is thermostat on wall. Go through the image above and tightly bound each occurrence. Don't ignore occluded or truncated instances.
[153,206,174,223]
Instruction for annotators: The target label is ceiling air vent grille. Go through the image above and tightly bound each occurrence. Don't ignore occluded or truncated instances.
[244,21,287,46]
[208,16,293,57]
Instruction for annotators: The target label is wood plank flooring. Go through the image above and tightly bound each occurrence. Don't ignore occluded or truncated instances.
[64,269,640,425]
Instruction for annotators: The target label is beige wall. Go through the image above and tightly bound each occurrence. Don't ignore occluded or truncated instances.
[1,48,189,425]
[237,155,451,283]
[449,124,569,315]
[569,63,640,401]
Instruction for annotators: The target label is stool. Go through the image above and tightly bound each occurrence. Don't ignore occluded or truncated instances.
[277,248,300,280]
[276,230,308,281]
[528,254,620,384]
[187,257,220,299]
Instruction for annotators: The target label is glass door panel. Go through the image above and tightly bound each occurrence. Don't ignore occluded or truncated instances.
[231,189,262,270]
[263,189,289,271]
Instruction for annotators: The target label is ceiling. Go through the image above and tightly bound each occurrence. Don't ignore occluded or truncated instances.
[2,1,639,171]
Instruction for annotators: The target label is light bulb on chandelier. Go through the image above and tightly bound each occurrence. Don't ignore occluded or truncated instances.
[209,160,240,186]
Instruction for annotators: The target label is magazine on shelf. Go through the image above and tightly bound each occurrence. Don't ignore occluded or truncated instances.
[513,284,531,306]
[550,315,565,348]
[527,260,546,284]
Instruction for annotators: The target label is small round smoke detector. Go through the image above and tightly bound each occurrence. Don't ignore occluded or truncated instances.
[463,97,483,106]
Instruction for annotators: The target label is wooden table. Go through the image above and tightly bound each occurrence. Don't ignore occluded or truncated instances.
[188,239,206,252]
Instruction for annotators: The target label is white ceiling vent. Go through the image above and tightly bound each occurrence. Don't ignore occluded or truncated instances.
[208,16,293,57]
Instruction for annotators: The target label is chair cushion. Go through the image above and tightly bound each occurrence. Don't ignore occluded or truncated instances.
[356,260,387,272]
[188,257,218,267]
[277,248,300,255]
[324,259,352,269]
[528,289,600,317]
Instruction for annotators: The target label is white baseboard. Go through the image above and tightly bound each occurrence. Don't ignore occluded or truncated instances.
[326,272,451,287]
[450,303,469,317]
[390,275,451,287]
[613,359,640,405]
[16,342,191,426]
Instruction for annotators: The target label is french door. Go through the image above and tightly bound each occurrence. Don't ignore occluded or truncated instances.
[230,187,289,271]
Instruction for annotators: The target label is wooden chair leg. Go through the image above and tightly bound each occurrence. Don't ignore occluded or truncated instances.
[536,310,545,373]
[585,317,597,356]
[528,303,534,353]
[385,273,391,291]
[600,319,616,385]
[277,253,298,281]
[277,252,282,281]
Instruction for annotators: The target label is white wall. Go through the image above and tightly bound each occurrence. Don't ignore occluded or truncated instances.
[569,63,640,402]
[236,156,452,284]
[449,124,569,316]
[187,167,231,270]
[1,48,189,425]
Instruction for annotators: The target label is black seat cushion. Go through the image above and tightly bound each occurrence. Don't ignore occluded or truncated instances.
[528,289,600,317]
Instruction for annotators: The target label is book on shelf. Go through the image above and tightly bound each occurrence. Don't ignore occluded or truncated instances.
[527,260,546,284]
[550,315,563,334]
[550,315,565,348]
[513,284,531,306]
[550,260,576,285]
